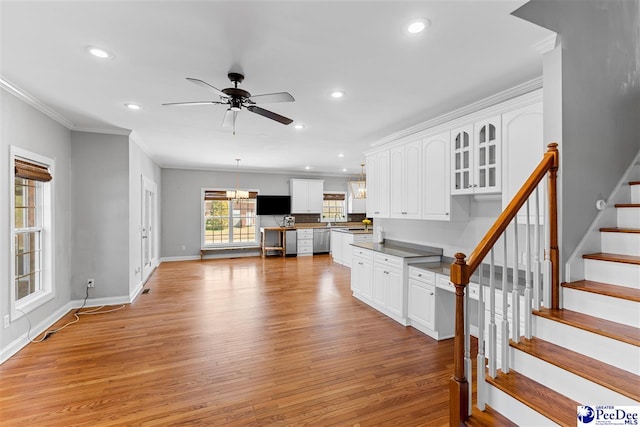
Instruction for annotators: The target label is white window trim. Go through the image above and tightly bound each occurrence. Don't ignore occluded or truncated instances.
[10,146,55,321]
[321,191,348,223]
[200,188,260,249]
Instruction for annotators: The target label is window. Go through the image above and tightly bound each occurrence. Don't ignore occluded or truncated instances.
[203,190,258,247]
[10,147,54,317]
[322,192,347,222]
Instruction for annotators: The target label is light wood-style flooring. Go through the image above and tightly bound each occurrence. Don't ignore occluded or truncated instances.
[1,255,459,426]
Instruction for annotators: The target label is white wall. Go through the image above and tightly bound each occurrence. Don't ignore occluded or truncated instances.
[71,131,130,300]
[161,168,349,259]
[0,89,72,351]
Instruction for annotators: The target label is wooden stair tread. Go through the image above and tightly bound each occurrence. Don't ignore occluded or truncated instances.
[600,227,640,234]
[563,279,640,302]
[534,308,640,346]
[485,369,578,426]
[511,337,640,402]
[582,252,640,265]
[629,181,640,186]
[465,404,517,427]
[615,203,640,208]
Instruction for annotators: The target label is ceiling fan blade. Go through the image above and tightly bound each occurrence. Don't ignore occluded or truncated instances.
[186,77,229,99]
[247,92,295,104]
[162,101,227,106]
[221,109,238,128]
[246,106,293,125]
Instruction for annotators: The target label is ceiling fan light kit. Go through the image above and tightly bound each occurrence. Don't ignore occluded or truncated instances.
[163,72,295,132]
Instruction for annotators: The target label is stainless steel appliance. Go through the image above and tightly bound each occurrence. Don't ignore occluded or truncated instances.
[284,216,295,227]
[285,229,297,256]
[313,228,330,254]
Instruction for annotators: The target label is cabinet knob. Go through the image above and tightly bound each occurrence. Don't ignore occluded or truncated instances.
[418,274,422,277]
[430,292,434,296]
[445,212,449,215]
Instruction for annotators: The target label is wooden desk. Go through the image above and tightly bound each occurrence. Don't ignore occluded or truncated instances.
[260,227,287,257]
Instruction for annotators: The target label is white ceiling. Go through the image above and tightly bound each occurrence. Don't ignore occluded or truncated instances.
[0,0,552,175]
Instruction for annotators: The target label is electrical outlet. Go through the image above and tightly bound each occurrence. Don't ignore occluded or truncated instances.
[3,315,10,328]
[87,278,95,288]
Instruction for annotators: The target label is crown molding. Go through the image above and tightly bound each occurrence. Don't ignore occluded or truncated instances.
[72,126,131,136]
[533,33,558,55]
[1,76,75,129]
[370,76,543,148]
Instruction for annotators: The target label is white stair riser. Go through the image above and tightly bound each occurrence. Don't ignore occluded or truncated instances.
[563,287,640,328]
[631,184,640,204]
[485,382,559,426]
[601,232,640,256]
[584,259,640,289]
[617,207,640,228]
[534,315,640,375]
[511,348,640,405]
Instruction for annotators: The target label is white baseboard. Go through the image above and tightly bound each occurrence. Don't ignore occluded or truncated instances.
[1,294,133,365]
[160,255,200,262]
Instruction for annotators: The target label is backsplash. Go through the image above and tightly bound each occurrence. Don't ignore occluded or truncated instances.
[291,213,369,224]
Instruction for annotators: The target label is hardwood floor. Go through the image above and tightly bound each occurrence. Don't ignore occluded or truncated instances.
[0,255,458,426]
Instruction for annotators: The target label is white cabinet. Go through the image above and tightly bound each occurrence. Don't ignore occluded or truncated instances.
[372,253,405,321]
[408,267,455,340]
[297,228,313,256]
[290,179,323,213]
[501,102,544,224]
[451,115,501,195]
[365,150,390,218]
[330,230,344,264]
[351,247,373,299]
[421,132,470,221]
[390,140,421,219]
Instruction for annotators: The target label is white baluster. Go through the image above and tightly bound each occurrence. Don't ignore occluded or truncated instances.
[464,278,472,416]
[543,184,552,308]
[501,233,509,374]
[511,221,520,345]
[524,200,533,339]
[488,249,497,378]
[477,263,486,410]
[533,186,541,310]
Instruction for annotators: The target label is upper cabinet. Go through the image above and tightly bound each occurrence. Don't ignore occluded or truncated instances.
[290,179,324,214]
[501,102,544,223]
[451,115,501,195]
[390,140,421,219]
[366,150,390,218]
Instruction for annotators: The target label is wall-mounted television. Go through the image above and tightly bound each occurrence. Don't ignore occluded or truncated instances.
[256,195,291,215]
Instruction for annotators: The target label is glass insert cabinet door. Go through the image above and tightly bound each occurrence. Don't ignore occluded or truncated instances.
[451,124,473,195]
[473,116,501,194]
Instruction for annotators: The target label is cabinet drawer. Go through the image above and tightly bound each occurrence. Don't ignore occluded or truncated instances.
[297,229,314,238]
[374,253,402,269]
[436,274,455,292]
[352,247,373,260]
[298,245,313,254]
[408,267,436,285]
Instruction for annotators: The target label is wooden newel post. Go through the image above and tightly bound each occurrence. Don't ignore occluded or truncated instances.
[546,143,560,309]
[449,252,470,426]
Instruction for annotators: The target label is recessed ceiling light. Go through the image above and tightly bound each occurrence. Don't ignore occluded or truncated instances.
[342,168,347,172]
[305,166,311,170]
[87,46,114,59]
[293,123,305,130]
[330,90,345,99]
[338,153,344,158]
[125,103,142,110]
[406,18,431,34]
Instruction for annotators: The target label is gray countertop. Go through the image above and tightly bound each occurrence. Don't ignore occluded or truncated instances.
[332,228,372,235]
[351,241,442,259]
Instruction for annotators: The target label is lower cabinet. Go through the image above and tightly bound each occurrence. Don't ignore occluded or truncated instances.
[332,231,374,267]
[407,266,455,340]
[350,249,436,326]
[297,228,313,256]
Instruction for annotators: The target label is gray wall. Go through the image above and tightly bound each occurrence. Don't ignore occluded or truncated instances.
[514,0,640,267]
[71,132,130,300]
[0,89,72,350]
[161,168,349,258]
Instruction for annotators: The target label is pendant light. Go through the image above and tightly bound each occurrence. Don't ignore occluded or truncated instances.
[227,158,249,200]
[348,163,367,199]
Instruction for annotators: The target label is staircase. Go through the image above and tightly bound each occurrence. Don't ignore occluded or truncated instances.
[472,179,640,425]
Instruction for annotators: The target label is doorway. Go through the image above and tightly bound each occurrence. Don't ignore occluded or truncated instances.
[142,176,158,282]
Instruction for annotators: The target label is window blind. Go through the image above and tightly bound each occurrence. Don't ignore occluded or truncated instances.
[323,193,345,201]
[204,190,258,200]
[15,159,52,182]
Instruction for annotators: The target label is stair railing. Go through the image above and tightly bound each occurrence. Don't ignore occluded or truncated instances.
[449,143,559,426]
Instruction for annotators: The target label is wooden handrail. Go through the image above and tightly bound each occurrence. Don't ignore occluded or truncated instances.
[449,143,559,426]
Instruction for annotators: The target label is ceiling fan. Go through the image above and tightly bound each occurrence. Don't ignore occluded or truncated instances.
[163,72,295,132]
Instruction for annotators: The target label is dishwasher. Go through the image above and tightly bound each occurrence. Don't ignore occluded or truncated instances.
[312,228,330,254]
